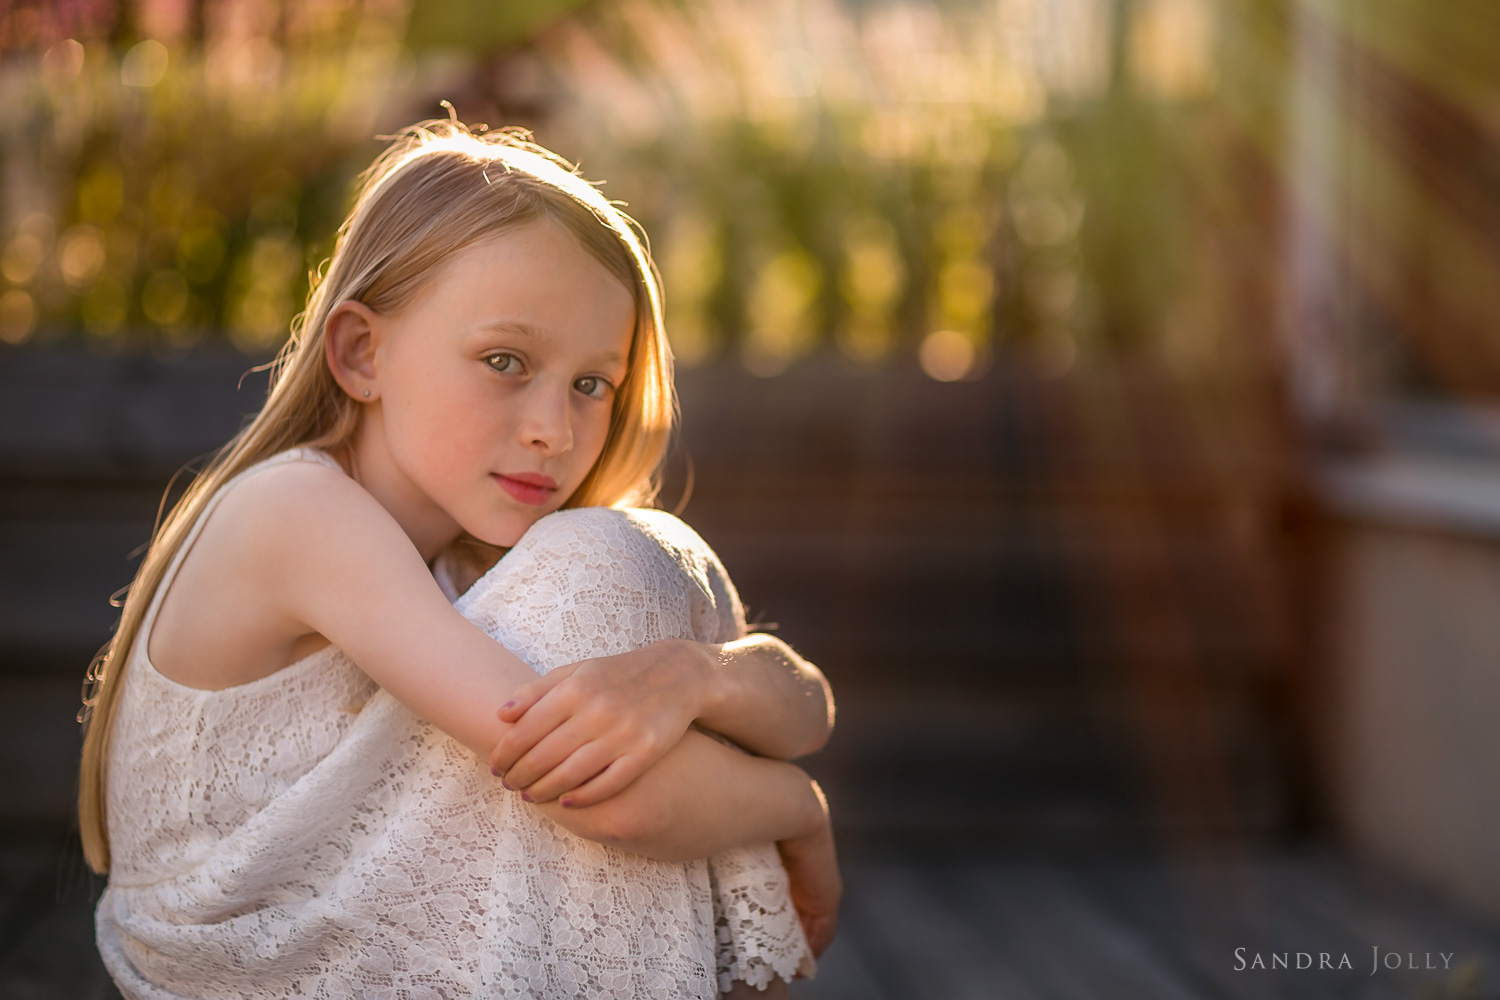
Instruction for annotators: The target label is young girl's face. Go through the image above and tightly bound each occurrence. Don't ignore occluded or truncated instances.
[361,218,636,554]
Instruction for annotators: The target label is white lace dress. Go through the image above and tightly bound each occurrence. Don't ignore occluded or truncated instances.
[96,448,815,999]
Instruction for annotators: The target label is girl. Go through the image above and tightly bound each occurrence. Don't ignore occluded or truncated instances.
[80,118,840,998]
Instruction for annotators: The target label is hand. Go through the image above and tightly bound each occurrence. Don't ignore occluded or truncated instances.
[488,639,713,807]
[776,786,841,959]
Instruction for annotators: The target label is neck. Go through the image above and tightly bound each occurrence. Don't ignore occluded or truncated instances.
[346,410,461,564]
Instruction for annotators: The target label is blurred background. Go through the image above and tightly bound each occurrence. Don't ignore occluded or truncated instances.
[2,0,1499,996]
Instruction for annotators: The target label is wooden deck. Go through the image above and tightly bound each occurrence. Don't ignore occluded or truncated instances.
[803,846,1500,1000]
[3,839,1497,999]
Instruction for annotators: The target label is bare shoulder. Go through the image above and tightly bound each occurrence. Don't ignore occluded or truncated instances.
[216,455,379,530]
[216,457,433,603]
[155,453,535,754]
[149,456,416,688]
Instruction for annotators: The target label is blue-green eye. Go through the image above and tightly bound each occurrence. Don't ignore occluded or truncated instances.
[574,375,612,399]
[485,352,523,375]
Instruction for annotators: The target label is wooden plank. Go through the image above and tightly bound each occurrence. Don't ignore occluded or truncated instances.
[1047,854,1311,1000]
[1057,851,1486,1000]
[1000,860,1233,1000]
[957,859,1211,1000]
[843,859,1044,1000]
[1264,851,1500,997]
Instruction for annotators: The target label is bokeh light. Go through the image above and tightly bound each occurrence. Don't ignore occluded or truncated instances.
[0,290,36,344]
[919,328,978,382]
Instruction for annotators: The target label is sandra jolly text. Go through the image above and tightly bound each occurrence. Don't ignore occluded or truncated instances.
[1234,947,1456,975]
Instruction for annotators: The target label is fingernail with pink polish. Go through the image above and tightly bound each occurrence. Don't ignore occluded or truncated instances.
[560,797,574,808]
[500,700,517,710]
[520,792,532,802]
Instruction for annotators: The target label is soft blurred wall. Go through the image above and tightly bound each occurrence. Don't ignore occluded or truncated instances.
[1280,0,1500,919]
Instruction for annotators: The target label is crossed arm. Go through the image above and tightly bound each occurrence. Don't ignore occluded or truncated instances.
[487,634,835,852]
[257,463,836,862]
[251,466,841,954]
[501,644,846,959]
[466,522,843,957]
[488,634,834,803]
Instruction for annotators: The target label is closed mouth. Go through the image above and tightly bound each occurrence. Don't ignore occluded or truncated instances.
[493,472,558,505]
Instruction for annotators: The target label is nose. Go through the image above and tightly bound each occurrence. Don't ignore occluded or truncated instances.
[517,378,573,456]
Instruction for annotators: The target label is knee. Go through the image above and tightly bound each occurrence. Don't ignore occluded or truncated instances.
[523,506,662,551]
[517,507,701,587]
[456,506,738,652]
[528,507,731,627]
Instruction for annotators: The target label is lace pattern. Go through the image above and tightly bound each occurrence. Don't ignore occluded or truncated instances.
[97,451,813,998]
[457,508,816,993]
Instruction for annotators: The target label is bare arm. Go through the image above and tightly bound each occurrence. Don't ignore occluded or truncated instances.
[251,466,822,813]
[698,633,835,759]
[250,463,540,758]
[532,727,829,861]
[490,634,834,805]
[263,474,836,876]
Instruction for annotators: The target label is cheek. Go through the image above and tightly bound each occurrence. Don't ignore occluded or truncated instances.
[574,405,615,469]
[391,370,493,466]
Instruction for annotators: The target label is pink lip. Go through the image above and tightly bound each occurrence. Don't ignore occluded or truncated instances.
[493,472,558,506]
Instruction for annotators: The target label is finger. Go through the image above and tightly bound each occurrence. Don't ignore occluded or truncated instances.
[548,753,649,809]
[498,669,605,750]
[497,665,573,723]
[516,741,616,803]
[504,715,601,792]
[489,690,579,776]
[815,915,837,955]
[801,913,836,957]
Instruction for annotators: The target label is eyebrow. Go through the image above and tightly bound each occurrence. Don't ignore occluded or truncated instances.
[478,319,543,338]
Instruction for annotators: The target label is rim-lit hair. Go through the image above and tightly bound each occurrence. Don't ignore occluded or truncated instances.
[76,118,676,873]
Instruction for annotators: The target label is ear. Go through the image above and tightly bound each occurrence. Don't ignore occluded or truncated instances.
[324,299,383,402]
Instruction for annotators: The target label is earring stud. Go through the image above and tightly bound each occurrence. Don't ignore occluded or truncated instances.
[362,390,371,398]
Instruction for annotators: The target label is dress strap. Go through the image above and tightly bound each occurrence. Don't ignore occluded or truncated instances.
[136,448,347,639]
[286,446,346,475]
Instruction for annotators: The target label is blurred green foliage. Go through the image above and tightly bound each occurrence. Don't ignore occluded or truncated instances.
[0,0,435,353]
[0,0,1292,384]
[534,0,1289,379]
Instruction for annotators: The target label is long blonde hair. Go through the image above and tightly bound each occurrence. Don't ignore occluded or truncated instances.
[77,118,675,874]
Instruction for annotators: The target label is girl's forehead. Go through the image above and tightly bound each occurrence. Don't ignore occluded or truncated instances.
[438,221,627,293]
[401,223,635,355]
